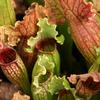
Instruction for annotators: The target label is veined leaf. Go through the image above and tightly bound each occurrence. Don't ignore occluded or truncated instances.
[27,18,64,52]
[15,3,45,37]
[0,0,16,26]
[15,4,46,68]
[68,72,100,96]
[45,0,100,64]
[59,0,100,64]
[0,45,31,95]
[44,0,65,23]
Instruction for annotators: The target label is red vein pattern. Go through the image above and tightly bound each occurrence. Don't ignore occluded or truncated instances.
[15,3,45,37]
[14,4,46,69]
[68,72,100,95]
[59,0,100,63]
[0,45,30,94]
[44,0,65,24]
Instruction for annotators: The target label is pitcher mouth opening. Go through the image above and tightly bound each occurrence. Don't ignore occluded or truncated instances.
[0,46,16,65]
[36,38,56,53]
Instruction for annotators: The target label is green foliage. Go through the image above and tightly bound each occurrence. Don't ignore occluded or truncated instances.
[0,0,16,26]
[92,0,100,23]
[27,18,64,52]
[0,0,100,100]
[31,54,55,100]
[89,47,100,72]
[48,76,70,95]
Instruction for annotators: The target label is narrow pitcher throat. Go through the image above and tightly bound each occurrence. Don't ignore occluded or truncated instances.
[36,38,56,53]
[0,46,16,65]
